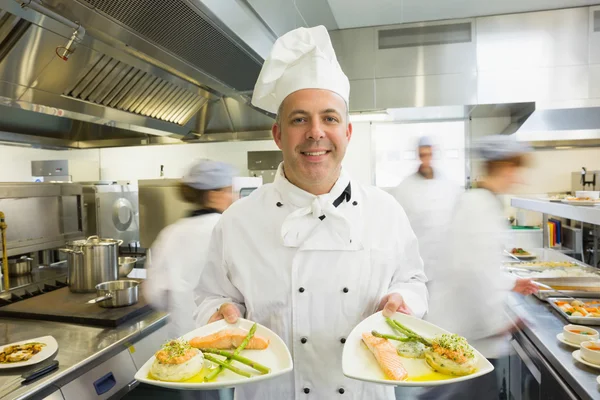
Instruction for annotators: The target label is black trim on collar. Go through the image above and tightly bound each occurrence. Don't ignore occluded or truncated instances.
[320,183,352,220]
[332,183,352,208]
[189,208,221,217]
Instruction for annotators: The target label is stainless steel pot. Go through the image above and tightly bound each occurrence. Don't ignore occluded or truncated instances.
[60,236,122,293]
[118,257,137,277]
[87,280,139,308]
[1,256,33,276]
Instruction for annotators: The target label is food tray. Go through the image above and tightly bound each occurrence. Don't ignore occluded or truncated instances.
[548,298,600,325]
[503,261,586,271]
[536,289,600,300]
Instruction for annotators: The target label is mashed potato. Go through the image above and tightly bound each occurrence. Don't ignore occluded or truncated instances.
[151,340,205,382]
[424,334,477,376]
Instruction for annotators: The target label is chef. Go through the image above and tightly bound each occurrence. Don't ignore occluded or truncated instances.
[392,136,461,285]
[421,136,538,400]
[144,159,236,339]
[194,26,427,399]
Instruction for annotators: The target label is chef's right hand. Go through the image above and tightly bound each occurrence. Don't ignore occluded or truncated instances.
[208,303,241,324]
[512,278,539,296]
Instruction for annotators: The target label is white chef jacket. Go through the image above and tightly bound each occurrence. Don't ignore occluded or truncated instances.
[144,212,221,338]
[391,172,461,283]
[425,189,517,359]
[195,165,427,400]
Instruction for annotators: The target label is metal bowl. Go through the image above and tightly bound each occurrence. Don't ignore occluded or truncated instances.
[118,257,137,277]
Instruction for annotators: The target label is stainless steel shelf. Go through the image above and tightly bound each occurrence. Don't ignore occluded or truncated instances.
[511,198,600,225]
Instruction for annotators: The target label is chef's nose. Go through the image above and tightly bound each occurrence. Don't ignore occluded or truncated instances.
[306,119,325,141]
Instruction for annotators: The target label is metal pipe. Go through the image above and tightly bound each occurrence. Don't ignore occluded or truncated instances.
[17,0,85,60]
[18,0,78,30]
[0,212,8,290]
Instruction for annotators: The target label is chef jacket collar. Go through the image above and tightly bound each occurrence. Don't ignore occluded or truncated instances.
[273,162,351,209]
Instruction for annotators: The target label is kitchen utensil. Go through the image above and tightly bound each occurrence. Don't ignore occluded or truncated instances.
[135,318,293,391]
[503,249,521,262]
[0,256,33,276]
[118,257,137,277]
[533,281,575,299]
[0,360,59,399]
[87,280,139,308]
[39,249,60,267]
[60,236,121,293]
[341,311,494,387]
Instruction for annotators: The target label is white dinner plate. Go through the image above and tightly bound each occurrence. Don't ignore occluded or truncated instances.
[556,333,580,349]
[561,200,600,206]
[512,252,536,260]
[342,311,494,387]
[573,350,600,370]
[0,336,58,369]
[134,318,293,390]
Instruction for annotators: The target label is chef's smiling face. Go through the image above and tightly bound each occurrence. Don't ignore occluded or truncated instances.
[272,89,352,195]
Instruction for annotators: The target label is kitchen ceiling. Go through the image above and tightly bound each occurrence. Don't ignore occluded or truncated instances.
[319,0,600,29]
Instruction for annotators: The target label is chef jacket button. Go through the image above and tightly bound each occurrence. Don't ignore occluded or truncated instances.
[276,202,283,207]
[343,287,349,293]
[299,287,305,293]
[352,201,358,206]
[340,337,346,344]
[303,387,310,394]
[301,337,308,344]
[338,387,345,394]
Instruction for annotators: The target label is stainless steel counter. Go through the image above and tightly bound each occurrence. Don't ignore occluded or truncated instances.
[0,310,167,399]
[507,292,600,400]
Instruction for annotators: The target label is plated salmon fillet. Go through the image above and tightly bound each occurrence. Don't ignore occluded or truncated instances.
[362,332,408,381]
[190,329,270,350]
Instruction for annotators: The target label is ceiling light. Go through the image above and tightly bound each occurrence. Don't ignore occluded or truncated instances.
[349,112,392,122]
[555,146,573,150]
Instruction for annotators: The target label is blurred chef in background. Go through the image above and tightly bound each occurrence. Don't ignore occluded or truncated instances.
[144,159,236,338]
[421,136,538,400]
[392,136,461,285]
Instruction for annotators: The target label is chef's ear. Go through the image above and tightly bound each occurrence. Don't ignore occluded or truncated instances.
[272,122,283,150]
[346,121,353,143]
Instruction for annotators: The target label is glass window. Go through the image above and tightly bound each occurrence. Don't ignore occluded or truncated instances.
[373,121,466,188]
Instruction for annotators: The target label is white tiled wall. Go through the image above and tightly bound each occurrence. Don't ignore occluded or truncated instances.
[0,125,597,194]
[0,145,99,182]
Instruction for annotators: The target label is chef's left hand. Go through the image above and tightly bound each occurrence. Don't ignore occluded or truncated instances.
[378,293,413,317]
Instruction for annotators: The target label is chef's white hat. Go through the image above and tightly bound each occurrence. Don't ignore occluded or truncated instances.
[475,135,531,161]
[418,136,434,148]
[182,159,237,190]
[251,25,350,114]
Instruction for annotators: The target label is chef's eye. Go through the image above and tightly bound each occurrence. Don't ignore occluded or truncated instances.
[292,117,306,124]
[324,116,339,123]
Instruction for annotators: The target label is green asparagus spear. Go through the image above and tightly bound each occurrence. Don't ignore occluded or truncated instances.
[204,323,257,382]
[371,330,414,342]
[202,348,270,374]
[387,318,432,347]
[203,354,252,378]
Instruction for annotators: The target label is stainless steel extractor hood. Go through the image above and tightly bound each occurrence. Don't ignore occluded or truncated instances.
[515,101,600,148]
[0,0,275,149]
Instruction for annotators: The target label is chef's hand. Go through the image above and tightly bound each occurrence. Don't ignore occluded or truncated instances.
[208,302,241,324]
[512,278,539,296]
[378,293,413,317]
